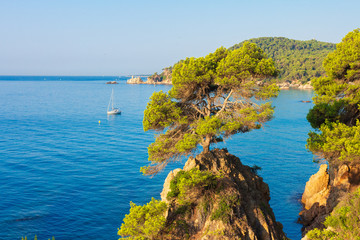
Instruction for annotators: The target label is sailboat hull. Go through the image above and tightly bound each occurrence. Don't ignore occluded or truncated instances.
[107,109,121,115]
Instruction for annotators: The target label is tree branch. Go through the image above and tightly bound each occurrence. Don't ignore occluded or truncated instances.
[191,103,205,117]
[216,89,234,116]
[206,93,212,117]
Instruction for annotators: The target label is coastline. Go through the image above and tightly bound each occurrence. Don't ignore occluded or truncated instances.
[126,75,172,85]
[126,76,313,89]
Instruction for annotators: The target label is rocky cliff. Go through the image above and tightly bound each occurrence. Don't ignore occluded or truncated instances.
[299,162,360,237]
[127,68,172,85]
[127,75,144,84]
[158,148,287,240]
[146,68,172,85]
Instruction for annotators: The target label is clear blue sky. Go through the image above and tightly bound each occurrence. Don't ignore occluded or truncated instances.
[0,0,359,76]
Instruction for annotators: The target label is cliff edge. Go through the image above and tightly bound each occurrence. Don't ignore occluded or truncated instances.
[299,162,360,237]
[158,148,287,240]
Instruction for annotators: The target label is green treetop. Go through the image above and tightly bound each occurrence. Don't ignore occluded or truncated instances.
[307,29,360,163]
[142,43,279,175]
[230,37,336,83]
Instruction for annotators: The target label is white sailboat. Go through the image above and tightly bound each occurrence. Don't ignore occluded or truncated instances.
[107,89,121,115]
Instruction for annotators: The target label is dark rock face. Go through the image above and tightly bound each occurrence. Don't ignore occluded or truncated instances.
[159,148,287,240]
[299,162,360,236]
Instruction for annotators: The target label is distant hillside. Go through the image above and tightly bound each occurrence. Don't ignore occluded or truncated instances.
[230,37,336,83]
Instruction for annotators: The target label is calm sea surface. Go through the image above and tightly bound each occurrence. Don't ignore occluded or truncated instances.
[0,77,318,240]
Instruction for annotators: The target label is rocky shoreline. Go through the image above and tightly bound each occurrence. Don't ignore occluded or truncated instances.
[127,76,313,89]
[126,75,172,85]
[277,80,313,90]
[299,162,360,239]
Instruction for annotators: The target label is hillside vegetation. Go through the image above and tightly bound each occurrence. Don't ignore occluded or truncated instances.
[230,37,336,83]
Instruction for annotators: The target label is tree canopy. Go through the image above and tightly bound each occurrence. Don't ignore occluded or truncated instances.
[152,37,335,85]
[142,43,279,175]
[306,29,360,163]
[230,37,336,83]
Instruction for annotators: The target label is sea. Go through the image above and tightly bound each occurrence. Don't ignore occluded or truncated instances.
[0,76,318,240]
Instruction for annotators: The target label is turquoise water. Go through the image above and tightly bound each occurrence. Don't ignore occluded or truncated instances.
[0,78,317,240]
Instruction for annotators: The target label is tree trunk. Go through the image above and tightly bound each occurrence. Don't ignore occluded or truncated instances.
[202,135,211,153]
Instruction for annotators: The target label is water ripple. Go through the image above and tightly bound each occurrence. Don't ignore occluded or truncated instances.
[0,81,316,240]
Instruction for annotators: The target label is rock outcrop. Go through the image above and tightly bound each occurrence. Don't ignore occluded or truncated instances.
[277,80,313,89]
[299,162,360,236]
[106,81,118,84]
[301,164,330,210]
[146,68,172,85]
[126,76,144,84]
[127,68,172,85]
[161,168,182,204]
[158,148,287,240]
[127,72,313,88]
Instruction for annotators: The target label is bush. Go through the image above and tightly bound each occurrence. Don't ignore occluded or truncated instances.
[167,168,219,204]
[306,120,360,162]
[118,198,167,240]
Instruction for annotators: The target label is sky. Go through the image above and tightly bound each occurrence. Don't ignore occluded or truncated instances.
[0,0,359,76]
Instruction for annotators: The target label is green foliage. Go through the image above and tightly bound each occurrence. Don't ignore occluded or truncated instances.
[143,43,279,175]
[211,194,239,223]
[230,37,336,83]
[195,116,222,136]
[306,228,337,240]
[306,29,360,164]
[306,187,360,240]
[175,133,201,153]
[216,42,278,86]
[306,101,346,129]
[167,168,219,204]
[323,29,360,80]
[307,120,360,162]
[118,198,167,240]
[143,91,186,131]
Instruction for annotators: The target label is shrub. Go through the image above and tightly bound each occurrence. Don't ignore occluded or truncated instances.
[118,198,167,240]
[167,168,219,204]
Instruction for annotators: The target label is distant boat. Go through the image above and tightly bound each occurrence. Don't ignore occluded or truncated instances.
[107,89,121,115]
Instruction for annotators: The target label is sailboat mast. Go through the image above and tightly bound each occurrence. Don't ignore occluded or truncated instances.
[107,89,112,112]
[112,89,114,110]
